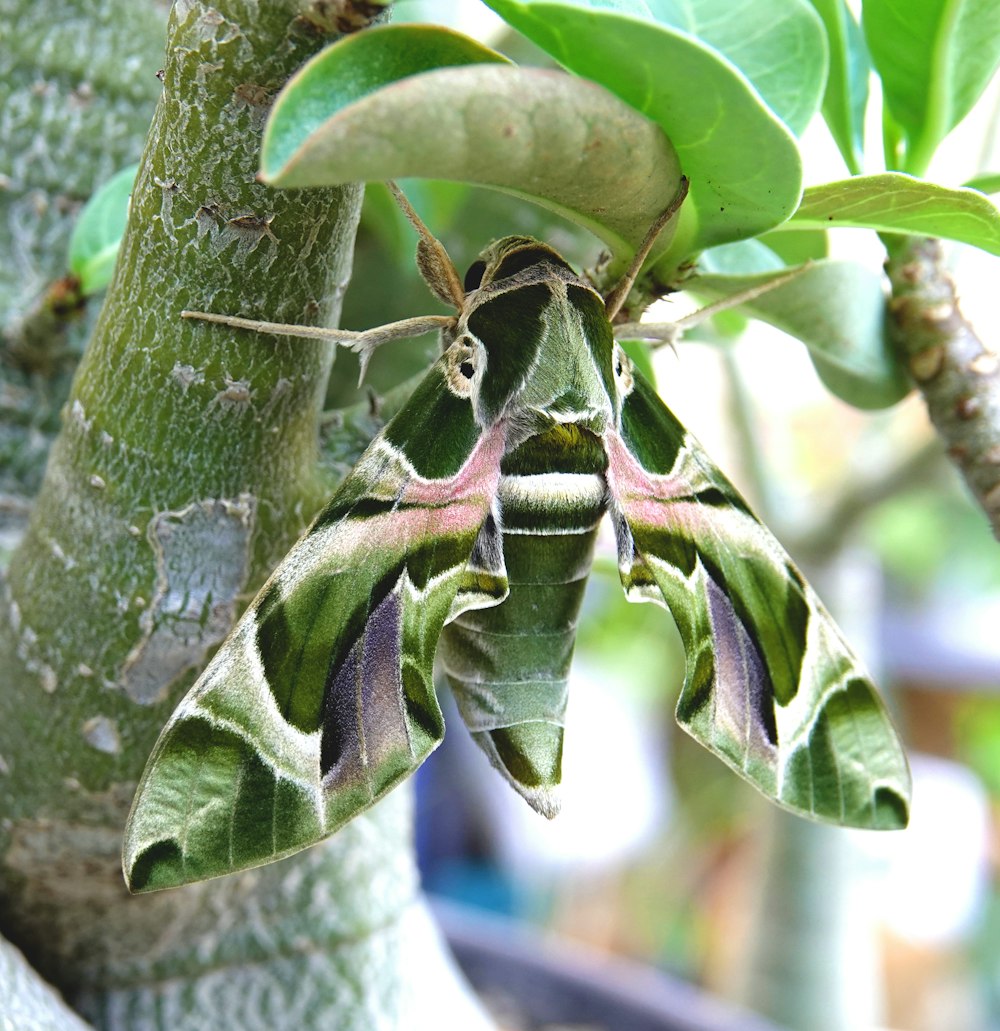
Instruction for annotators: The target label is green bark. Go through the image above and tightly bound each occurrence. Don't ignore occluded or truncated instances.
[0,2,489,1027]
[1,932,94,1030]
[0,0,166,537]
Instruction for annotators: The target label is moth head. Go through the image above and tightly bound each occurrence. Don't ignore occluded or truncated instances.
[465,236,577,296]
[457,238,620,432]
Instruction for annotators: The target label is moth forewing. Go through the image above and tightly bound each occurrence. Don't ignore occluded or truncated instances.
[123,342,506,891]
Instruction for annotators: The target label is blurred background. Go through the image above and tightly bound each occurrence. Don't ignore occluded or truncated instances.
[327,4,1000,1029]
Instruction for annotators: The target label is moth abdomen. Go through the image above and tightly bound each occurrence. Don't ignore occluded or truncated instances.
[441,422,610,817]
[440,525,596,819]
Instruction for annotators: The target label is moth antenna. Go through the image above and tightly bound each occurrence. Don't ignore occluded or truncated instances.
[673,262,814,331]
[612,321,680,350]
[604,176,690,323]
[386,181,466,311]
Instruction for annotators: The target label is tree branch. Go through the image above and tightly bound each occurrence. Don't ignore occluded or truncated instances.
[885,236,1000,537]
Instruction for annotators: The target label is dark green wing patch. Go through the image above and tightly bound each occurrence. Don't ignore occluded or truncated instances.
[468,283,550,422]
[383,364,481,480]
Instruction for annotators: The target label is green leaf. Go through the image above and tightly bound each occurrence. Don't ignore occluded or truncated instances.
[483,0,806,265]
[807,0,870,173]
[262,24,683,270]
[66,163,138,295]
[964,172,1000,194]
[698,239,786,275]
[262,25,510,177]
[788,173,1000,254]
[687,260,911,408]
[641,0,829,136]
[862,0,1000,175]
[757,227,830,264]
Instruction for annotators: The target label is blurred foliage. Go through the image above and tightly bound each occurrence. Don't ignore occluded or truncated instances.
[67,163,139,295]
[863,484,1000,598]
[956,698,1000,798]
[575,558,684,707]
[0,0,165,538]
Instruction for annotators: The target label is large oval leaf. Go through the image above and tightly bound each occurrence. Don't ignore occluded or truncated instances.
[262,24,510,177]
[687,261,911,409]
[643,0,828,136]
[863,0,1000,174]
[263,26,683,266]
[484,0,805,268]
[785,173,1000,254]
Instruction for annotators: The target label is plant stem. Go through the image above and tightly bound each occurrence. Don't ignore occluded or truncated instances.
[884,235,1000,538]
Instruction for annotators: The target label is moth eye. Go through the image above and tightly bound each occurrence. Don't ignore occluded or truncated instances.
[445,336,480,397]
[463,260,487,292]
[613,345,634,396]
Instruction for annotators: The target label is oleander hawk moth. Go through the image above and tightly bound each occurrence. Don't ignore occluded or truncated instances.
[123,191,910,892]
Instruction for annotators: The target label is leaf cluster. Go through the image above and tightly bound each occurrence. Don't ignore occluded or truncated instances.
[71,1,1000,411]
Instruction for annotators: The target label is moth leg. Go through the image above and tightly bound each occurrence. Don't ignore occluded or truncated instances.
[348,315,457,385]
[181,309,370,340]
[603,176,689,320]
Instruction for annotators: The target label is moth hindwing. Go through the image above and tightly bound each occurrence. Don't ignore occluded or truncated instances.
[123,234,910,891]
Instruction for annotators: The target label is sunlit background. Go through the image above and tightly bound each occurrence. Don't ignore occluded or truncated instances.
[339,4,1000,1029]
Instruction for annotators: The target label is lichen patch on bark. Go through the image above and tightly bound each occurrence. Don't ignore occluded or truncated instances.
[119,494,255,704]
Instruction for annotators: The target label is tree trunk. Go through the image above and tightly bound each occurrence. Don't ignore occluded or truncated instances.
[0,2,489,1027]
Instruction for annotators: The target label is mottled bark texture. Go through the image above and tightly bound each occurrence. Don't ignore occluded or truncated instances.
[0,3,488,1028]
[0,0,166,538]
[886,236,1000,536]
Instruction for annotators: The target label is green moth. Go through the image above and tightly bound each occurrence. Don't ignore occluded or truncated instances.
[123,187,910,892]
